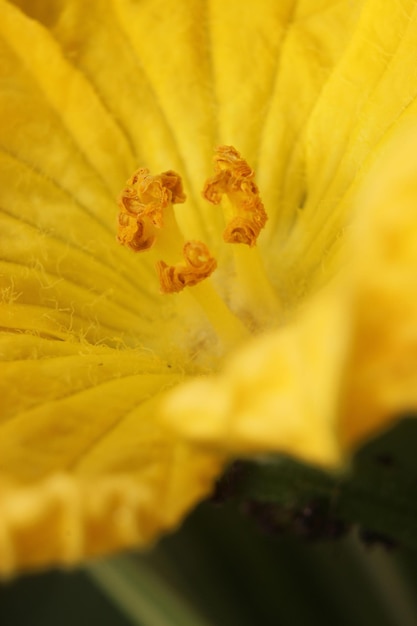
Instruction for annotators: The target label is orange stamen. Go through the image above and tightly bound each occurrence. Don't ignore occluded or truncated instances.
[202,145,267,246]
[117,168,186,251]
[156,241,217,294]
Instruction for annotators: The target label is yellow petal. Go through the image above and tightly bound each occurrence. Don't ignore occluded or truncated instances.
[10,0,364,248]
[0,333,222,575]
[258,0,363,238]
[0,1,136,193]
[163,283,350,467]
[341,124,417,447]
[10,0,221,242]
[0,2,223,575]
[0,2,214,352]
[280,0,417,300]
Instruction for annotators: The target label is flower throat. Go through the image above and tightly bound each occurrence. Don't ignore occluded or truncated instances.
[117,146,278,350]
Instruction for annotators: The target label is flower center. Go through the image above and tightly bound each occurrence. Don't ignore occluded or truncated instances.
[117,146,279,351]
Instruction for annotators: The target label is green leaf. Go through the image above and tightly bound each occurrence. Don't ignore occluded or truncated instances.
[231,418,417,549]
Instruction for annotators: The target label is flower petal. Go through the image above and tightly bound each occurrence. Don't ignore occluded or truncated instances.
[0,2,211,350]
[341,125,417,447]
[279,0,417,302]
[10,0,364,249]
[258,0,364,236]
[0,2,224,574]
[163,283,350,467]
[9,0,221,242]
[0,333,223,574]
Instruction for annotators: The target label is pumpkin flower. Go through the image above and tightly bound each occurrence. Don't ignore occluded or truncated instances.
[1,0,417,575]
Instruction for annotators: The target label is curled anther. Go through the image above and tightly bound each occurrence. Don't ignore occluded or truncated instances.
[117,212,154,252]
[117,168,186,252]
[156,241,217,294]
[202,146,267,247]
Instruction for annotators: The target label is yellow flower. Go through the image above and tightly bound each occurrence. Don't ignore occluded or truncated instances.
[1,0,417,574]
